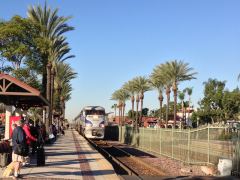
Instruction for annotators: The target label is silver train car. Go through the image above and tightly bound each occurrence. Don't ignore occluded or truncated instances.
[74,106,106,139]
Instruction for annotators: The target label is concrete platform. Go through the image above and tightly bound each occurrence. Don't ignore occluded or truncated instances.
[0,130,119,180]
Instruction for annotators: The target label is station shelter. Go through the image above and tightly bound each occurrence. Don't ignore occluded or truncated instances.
[0,73,49,139]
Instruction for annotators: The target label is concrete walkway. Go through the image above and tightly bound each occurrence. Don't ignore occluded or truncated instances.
[0,130,119,180]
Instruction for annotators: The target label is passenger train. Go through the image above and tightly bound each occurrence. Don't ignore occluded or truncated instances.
[74,106,106,139]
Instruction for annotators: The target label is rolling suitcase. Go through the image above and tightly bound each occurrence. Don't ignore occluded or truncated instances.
[36,146,45,166]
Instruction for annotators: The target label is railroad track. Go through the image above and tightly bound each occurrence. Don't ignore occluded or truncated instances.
[86,138,165,179]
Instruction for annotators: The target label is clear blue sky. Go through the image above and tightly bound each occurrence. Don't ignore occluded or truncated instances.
[1,0,240,120]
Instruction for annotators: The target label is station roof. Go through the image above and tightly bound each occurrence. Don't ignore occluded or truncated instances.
[0,73,49,109]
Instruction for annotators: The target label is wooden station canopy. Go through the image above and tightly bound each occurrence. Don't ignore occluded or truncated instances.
[0,73,49,109]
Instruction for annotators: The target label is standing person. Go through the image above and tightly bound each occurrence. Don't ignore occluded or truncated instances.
[29,120,38,154]
[38,122,47,143]
[23,120,37,165]
[12,119,27,178]
[50,124,57,142]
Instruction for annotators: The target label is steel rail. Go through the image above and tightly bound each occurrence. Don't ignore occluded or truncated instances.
[85,138,142,180]
[111,146,165,176]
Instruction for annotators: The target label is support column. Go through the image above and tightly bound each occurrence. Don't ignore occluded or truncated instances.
[4,106,12,140]
[43,108,46,124]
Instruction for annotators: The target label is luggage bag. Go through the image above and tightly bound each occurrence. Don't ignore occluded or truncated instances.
[36,146,45,166]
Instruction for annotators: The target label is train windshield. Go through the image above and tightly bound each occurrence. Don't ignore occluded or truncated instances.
[85,110,105,116]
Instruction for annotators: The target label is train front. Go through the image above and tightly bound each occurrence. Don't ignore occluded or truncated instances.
[85,108,105,139]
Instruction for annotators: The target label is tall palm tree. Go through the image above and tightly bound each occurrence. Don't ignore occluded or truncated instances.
[60,83,73,120]
[162,60,197,127]
[111,104,117,118]
[149,75,164,125]
[54,62,77,119]
[122,80,136,120]
[151,63,172,127]
[28,3,74,129]
[118,89,130,126]
[178,91,185,128]
[133,76,150,128]
[111,89,130,141]
[49,36,75,117]
[111,90,123,125]
[28,3,73,98]
[183,87,193,121]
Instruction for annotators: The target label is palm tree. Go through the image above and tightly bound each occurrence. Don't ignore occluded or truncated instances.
[50,36,75,117]
[28,3,74,129]
[149,74,164,125]
[151,63,172,127]
[183,87,193,122]
[122,80,136,120]
[111,104,117,118]
[111,90,123,125]
[28,3,73,98]
[111,89,130,141]
[54,62,77,119]
[60,83,73,120]
[178,91,185,128]
[133,76,150,128]
[162,60,197,128]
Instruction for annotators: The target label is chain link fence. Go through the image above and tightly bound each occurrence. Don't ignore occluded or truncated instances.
[231,128,240,176]
[121,125,233,165]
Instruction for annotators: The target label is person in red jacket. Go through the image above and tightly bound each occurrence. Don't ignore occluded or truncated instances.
[23,120,37,166]
[23,120,37,145]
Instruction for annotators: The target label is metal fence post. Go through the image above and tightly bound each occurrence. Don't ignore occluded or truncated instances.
[150,129,152,152]
[160,128,162,155]
[187,128,190,164]
[208,125,210,164]
[172,127,174,158]
[143,127,145,149]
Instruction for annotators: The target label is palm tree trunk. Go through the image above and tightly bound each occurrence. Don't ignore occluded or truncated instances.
[118,103,121,126]
[120,103,125,142]
[135,95,139,132]
[158,94,163,126]
[139,93,144,127]
[51,68,55,119]
[131,95,135,119]
[181,100,184,129]
[166,87,170,127]
[173,84,177,128]
[123,103,126,126]
[41,55,48,98]
[63,102,66,120]
[60,97,64,118]
[46,63,52,132]
[188,96,191,121]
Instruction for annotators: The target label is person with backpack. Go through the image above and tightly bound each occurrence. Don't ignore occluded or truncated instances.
[12,119,27,178]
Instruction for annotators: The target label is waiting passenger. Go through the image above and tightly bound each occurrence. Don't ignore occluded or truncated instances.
[12,119,27,178]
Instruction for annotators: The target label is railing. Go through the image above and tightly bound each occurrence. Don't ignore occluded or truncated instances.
[120,125,233,165]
